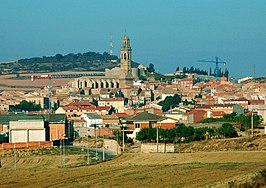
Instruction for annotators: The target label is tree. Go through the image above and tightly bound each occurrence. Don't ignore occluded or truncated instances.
[217,123,238,138]
[136,128,157,141]
[10,100,41,112]
[224,68,229,79]
[55,53,63,61]
[158,94,181,112]
[148,63,155,73]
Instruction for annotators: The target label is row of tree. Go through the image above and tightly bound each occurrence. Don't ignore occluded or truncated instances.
[136,123,238,143]
[9,100,41,112]
[176,66,208,75]
[18,52,118,65]
[198,112,263,130]
[175,66,230,78]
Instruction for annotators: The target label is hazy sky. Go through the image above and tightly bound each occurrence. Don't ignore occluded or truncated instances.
[1,0,265,79]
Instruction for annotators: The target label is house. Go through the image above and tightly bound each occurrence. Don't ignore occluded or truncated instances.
[184,109,208,124]
[55,103,110,118]
[43,114,67,141]
[172,78,194,88]
[124,111,178,139]
[197,104,234,114]
[211,111,225,118]
[98,97,125,112]
[223,98,249,109]
[80,113,103,127]
[0,114,69,143]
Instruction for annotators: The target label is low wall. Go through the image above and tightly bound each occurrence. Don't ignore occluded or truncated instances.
[104,139,121,155]
[0,141,52,150]
[141,143,174,153]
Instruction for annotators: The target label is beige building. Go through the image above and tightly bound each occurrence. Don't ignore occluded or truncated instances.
[98,97,125,112]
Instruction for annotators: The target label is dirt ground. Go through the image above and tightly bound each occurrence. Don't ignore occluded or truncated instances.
[0,151,265,188]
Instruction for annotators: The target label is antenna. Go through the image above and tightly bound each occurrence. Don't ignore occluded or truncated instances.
[110,33,113,56]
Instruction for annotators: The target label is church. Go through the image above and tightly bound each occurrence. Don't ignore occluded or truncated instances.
[70,35,147,97]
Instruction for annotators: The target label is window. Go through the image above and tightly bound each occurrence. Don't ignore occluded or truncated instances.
[135,123,140,128]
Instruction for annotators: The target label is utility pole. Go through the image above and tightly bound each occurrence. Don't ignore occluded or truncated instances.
[60,138,63,168]
[87,136,90,165]
[156,127,159,153]
[63,138,65,167]
[122,126,125,152]
[14,138,16,170]
[251,110,254,137]
[116,132,119,155]
[95,125,98,160]
[102,135,105,161]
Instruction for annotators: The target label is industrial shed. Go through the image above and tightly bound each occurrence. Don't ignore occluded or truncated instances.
[9,119,47,143]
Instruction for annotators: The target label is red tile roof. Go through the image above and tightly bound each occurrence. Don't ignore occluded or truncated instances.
[212,111,225,117]
[248,100,264,105]
[100,97,124,101]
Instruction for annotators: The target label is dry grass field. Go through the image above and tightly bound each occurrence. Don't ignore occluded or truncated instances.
[0,151,266,187]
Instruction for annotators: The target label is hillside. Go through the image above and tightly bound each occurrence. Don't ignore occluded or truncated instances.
[0,51,142,74]
[0,150,265,187]
[175,135,266,153]
[0,52,120,74]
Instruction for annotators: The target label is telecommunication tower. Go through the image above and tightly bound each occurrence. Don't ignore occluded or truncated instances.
[110,33,113,56]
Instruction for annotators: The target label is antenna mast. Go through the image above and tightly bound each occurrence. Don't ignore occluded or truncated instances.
[110,33,113,56]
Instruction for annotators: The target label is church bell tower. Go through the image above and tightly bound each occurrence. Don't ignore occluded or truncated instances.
[119,35,133,88]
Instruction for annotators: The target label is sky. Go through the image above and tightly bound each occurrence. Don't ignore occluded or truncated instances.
[0,0,265,79]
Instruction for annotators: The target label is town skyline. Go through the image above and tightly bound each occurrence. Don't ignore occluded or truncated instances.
[1,0,266,79]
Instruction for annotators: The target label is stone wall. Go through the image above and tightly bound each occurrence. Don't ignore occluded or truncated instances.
[0,141,52,150]
[104,139,121,155]
[141,143,174,153]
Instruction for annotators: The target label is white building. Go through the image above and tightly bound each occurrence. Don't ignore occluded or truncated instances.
[80,113,103,127]
[9,120,46,143]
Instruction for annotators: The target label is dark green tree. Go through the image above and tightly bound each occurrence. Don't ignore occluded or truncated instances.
[10,100,41,112]
[148,63,155,73]
[217,123,238,138]
[158,94,181,112]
